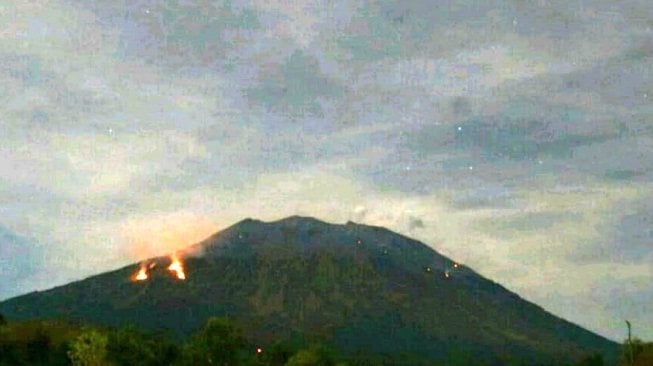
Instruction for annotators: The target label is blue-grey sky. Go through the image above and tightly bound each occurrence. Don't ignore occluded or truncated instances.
[0,0,651,341]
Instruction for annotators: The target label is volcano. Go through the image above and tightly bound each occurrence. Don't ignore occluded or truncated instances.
[0,216,618,365]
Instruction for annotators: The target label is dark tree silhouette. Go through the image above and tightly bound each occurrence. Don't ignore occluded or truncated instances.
[180,317,252,366]
[106,325,179,366]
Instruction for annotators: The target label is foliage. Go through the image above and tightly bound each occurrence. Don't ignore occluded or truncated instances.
[260,340,295,366]
[574,353,604,366]
[0,320,75,365]
[106,325,178,366]
[618,338,653,366]
[0,218,628,365]
[0,314,638,366]
[26,325,53,364]
[179,317,255,366]
[285,344,344,366]
[67,330,109,366]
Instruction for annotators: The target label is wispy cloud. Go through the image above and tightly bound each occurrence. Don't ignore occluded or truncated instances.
[0,0,651,341]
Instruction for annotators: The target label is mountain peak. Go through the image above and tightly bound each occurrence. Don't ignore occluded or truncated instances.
[253,215,335,228]
[195,216,468,283]
[274,215,325,223]
[0,215,619,365]
[233,217,263,226]
[227,216,333,230]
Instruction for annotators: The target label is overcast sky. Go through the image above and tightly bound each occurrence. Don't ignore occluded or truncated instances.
[1,0,651,341]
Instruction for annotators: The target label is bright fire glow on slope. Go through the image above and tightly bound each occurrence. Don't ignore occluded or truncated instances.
[133,263,149,281]
[121,212,218,262]
[168,255,186,280]
[131,255,186,282]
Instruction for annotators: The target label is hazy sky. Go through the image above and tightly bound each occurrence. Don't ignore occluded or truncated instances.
[0,0,651,341]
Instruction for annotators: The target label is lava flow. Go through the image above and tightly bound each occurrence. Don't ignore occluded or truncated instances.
[168,255,186,280]
[131,255,187,282]
[133,263,149,281]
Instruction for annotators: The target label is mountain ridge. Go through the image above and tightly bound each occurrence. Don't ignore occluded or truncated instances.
[0,216,619,365]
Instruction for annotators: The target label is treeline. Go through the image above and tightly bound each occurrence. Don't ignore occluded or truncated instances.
[617,337,653,366]
[0,314,352,366]
[0,313,649,366]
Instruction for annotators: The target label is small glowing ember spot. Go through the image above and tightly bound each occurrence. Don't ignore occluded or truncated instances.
[453,263,459,269]
[356,239,362,244]
[149,262,157,269]
[256,347,263,354]
[168,255,186,280]
[444,271,450,279]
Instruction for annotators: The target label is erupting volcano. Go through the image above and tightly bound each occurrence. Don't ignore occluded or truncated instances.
[0,217,620,365]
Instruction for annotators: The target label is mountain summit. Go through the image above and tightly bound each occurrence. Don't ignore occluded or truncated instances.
[0,216,618,365]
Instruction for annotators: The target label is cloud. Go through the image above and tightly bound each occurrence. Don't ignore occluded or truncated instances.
[247,49,342,117]
[0,131,208,199]
[0,0,651,342]
[0,225,46,300]
[448,185,522,210]
[249,0,357,47]
[480,211,584,233]
[350,205,368,222]
[118,211,220,260]
[571,196,653,265]
[406,215,425,231]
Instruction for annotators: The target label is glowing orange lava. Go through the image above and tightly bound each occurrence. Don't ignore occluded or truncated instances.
[133,263,149,282]
[168,255,186,280]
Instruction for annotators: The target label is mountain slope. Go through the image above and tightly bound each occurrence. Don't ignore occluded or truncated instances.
[0,216,618,365]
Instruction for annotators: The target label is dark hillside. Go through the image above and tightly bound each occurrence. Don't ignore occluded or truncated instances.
[0,216,619,365]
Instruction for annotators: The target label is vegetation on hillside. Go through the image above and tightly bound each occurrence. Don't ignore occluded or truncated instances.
[0,218,627,365]
[618,337,653,366]
[1,312,646,366]
[0,315,340,366]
